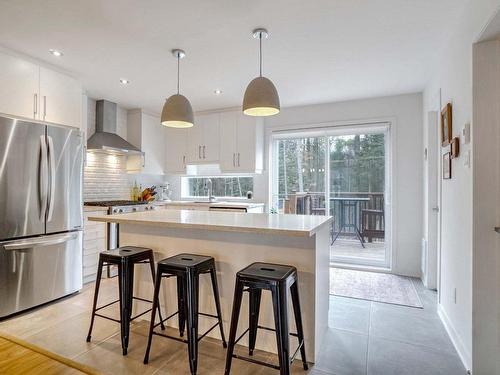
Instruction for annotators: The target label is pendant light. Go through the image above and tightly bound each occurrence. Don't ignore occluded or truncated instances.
[161,49,194,128]
[243,28,280,117]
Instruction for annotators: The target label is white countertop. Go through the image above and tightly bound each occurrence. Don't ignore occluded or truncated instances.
[156,200,265,209]
[88,209,332,237]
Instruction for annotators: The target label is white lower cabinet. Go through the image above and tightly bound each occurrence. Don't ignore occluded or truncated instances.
[83,209,107,284]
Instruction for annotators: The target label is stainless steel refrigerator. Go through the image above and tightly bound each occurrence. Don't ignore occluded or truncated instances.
[0,115,84,318]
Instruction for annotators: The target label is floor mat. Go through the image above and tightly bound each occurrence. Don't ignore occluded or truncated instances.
[330,268,423,308]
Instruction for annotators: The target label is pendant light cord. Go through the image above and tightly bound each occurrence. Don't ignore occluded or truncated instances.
[259,32,263,77]
[177,54,180,94]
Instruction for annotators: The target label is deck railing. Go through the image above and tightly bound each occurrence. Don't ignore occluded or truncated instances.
[278,191,385,238]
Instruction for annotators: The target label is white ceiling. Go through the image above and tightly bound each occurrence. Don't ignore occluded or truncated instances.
[0,0,467,114]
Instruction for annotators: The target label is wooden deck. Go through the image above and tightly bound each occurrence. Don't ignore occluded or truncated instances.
[330,238,385,262]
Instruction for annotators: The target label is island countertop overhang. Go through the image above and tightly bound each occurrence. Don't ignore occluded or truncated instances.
[88,209,333,237]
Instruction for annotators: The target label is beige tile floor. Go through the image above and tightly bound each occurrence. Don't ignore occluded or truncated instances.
[330,238,385,262]
[0,279,326,375]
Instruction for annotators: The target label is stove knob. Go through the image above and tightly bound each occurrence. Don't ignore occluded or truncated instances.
[132,207,137,212]
[145,206,150,210]
[118,209,123,213]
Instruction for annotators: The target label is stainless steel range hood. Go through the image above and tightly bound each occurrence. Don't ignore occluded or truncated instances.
[87,100,142,154]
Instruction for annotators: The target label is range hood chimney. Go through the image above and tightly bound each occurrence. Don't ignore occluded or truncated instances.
[87,100,142,154]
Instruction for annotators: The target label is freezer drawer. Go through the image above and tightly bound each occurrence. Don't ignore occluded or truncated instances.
[0,230,83,318]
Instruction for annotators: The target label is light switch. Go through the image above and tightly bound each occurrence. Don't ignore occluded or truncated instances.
[461,123,470,144]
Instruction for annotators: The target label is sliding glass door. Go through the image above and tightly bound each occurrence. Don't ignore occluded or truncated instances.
[272,136,327,216]
[271,124,391,268]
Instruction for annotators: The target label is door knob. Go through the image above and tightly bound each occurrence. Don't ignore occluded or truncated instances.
[432,206,439,212]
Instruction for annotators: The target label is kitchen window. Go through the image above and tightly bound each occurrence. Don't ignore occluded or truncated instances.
[181,176,254,198]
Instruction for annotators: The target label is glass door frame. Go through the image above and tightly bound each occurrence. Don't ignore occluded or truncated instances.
[269,121,393,270]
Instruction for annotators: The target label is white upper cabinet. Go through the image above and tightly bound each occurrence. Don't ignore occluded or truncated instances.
[186,113,220,163]
[165,127,188,173]
[219,111,264,173]
[219,111,238,171]
[0,50,82,129]
[39,67,82,128]
[127,110,166,174]
[0,52,39,120]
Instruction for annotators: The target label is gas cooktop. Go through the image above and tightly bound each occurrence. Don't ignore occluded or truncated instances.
[84,200,148,207]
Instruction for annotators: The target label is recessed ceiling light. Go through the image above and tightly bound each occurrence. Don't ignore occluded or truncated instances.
[49,49,63,57]
[119,78,130,85]
[214,89,222,95]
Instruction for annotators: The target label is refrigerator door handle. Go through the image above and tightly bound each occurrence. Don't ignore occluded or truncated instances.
[39,135,48,220]
[1,232,79,250]
[47,135,56,222]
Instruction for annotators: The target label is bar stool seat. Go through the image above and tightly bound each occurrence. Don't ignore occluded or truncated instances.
[86,246,164,355]
[224,262,308,375]
[144,253,227,375]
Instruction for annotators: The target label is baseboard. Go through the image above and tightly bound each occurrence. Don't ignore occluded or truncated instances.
[437,304,472,373]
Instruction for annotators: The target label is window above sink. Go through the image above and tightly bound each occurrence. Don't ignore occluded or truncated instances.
[181,176,254,199]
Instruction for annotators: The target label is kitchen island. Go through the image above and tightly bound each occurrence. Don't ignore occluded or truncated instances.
[89,209,332,361]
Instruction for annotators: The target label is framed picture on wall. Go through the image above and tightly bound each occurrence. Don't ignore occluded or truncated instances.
[441,103,452,146]
[443,152,451,179]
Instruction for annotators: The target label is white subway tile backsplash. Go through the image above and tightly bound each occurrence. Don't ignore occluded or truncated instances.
[83,152,130,201]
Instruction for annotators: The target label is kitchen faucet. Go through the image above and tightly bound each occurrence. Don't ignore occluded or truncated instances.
[206,178,217,202]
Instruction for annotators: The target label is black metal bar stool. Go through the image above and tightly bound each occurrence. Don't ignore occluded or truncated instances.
[143,253,227,375]
[86,246,165,355]
[224,262,308,375]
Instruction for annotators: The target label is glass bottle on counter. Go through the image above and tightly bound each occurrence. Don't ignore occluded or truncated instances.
[131,181,140,201]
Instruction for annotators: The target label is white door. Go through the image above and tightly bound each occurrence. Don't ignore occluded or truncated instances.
[423,110,439,289]
[0,52,39,120]
[199,113,220,162]
[219,111,238,171]
[39,67,82,127]
[165,127,188,173]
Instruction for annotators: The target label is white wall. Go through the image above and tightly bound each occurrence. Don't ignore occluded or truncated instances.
[422,0,500,371]
[263,93,423,277]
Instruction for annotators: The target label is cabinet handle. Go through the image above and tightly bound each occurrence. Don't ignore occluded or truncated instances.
[43,96,47,120]
[198,145,201,159]
[238,152,240,167]
[183,155,186,165]
[233,153,235,167]
[33,93,37,118]
[203,145,206,159]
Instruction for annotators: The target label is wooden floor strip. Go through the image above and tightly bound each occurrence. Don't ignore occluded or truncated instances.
[0,333,101,375]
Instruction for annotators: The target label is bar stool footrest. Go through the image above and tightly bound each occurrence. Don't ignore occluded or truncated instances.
[152,309,223,344]
[231,325,305,370]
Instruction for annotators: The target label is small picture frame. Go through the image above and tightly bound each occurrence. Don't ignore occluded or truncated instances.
[450,137,460,158]
[441,103,452,146]
[443,152,451,179]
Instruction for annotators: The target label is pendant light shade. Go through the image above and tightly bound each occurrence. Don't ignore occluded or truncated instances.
[161,94,194,128]
[161,49,194,128]
[243,77,280,116]
[243,28,280,117]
